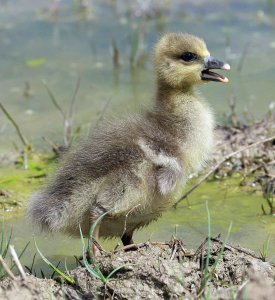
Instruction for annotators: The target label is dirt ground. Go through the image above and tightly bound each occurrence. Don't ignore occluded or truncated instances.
[214,114,275,202]
[0,238,275,299]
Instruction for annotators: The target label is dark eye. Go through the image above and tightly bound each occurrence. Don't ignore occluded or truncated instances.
[180,52,197,62]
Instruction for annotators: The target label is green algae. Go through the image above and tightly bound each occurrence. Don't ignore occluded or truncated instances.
[0,153,55,216]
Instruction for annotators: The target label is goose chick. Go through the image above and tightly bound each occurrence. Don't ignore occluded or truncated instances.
[28,33,230,247]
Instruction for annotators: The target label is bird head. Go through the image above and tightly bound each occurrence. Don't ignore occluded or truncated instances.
[154,33,230,89]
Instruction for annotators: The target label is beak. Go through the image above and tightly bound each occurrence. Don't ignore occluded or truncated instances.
[201,56,230,83]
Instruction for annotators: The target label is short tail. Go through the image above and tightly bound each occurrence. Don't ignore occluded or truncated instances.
[27,190,66,232]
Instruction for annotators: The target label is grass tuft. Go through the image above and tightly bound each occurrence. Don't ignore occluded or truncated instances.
[198,202,233,297]
[0,220,29,278]
[259,235,270,262]
[79,209,132,283]
[34,238,75,284]
[34,210,131,285]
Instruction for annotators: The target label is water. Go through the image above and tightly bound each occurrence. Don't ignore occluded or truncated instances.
[1,0,275,151]
[3,177,275,277]
[0,0,275,274]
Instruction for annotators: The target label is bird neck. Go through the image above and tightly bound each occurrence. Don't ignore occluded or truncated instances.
[153,80,197,117]
[147,79,208,139]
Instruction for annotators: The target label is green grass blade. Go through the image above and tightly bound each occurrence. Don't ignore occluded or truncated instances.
[29,252,37,274]
[79,225,102,281]
[204,201,211,282]
[87,210,114,279]
[0,219,4,255]
[105,264,133,281]
[64,258,69,276]
[50,261,61,279]
[34,239,75,284]
[2,228,12,259]
[24,265,32,274]
[211,222,232,272]
[17,241,30,260]
[24,252,36,275]
[79,209,133,284]
[259,234,271,261]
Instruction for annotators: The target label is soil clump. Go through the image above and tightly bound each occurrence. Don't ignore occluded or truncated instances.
[0,238,274,299]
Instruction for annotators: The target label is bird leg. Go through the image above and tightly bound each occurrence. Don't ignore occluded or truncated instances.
[120,232,140,252]
[121,232,134,246]
[91,223,100,256]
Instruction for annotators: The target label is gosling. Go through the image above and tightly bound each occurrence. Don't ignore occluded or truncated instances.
[28,33,230,247]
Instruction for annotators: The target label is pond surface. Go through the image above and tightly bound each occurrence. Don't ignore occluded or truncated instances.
[1,0,275,151]
[0,0,275,275]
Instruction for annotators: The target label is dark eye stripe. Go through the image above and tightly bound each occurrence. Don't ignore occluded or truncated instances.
[180,52,198,62]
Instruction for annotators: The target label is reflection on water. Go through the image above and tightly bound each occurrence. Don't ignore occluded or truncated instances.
[0,0,275,273]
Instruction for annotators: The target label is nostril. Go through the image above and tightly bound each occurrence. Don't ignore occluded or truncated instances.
[209,59,219,67]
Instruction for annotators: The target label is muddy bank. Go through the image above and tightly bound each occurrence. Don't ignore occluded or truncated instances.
[1,238,274,299]
[214,114,275,188]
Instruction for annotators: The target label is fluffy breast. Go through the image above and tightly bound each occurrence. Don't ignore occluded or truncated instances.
[181,100,215,174]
